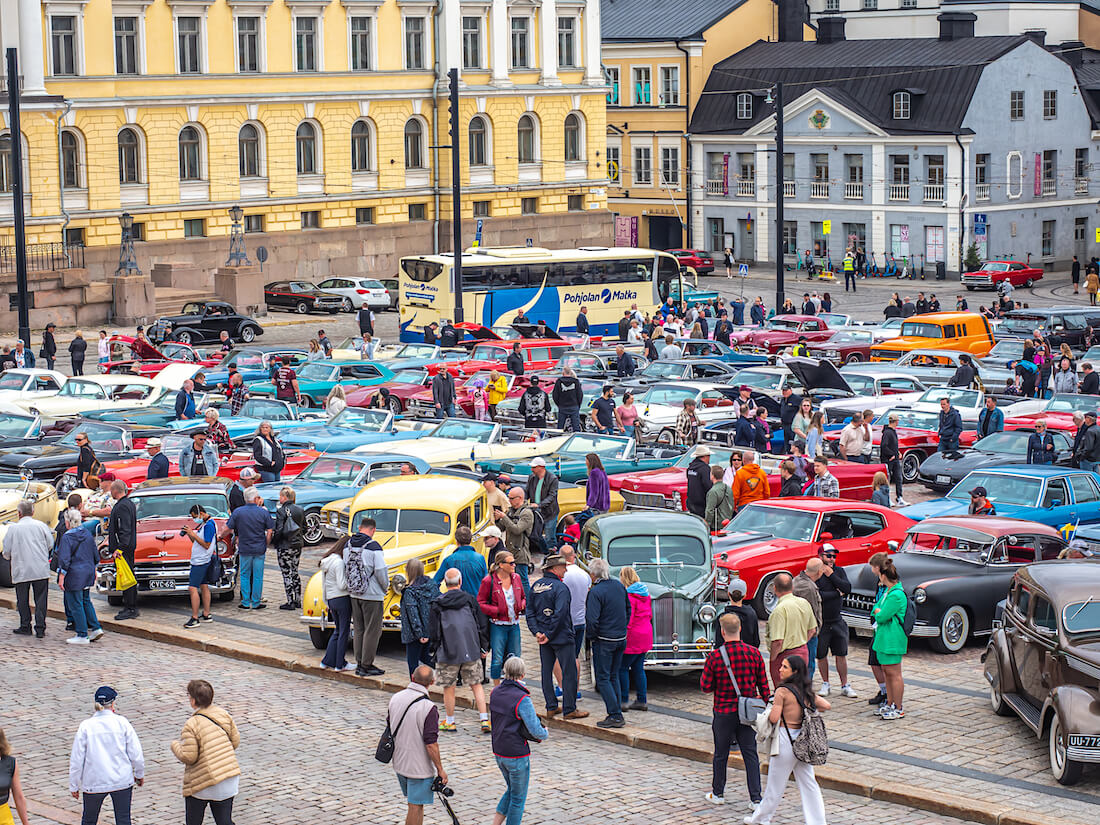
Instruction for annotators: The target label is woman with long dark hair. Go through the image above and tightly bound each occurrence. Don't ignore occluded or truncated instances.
[585,453,610,515]
[747,654,829,825]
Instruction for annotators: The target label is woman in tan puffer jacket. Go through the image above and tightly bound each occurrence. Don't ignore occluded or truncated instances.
[170,679,240,825]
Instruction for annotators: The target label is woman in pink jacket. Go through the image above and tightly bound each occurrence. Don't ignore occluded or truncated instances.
[477,549,527,686]
[618,566,653,711]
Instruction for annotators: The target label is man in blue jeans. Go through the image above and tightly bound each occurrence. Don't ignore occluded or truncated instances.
[585,558,630,729]
[222,486,273,609]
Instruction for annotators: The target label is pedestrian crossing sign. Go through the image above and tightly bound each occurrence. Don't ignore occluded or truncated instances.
[738,263,749,277]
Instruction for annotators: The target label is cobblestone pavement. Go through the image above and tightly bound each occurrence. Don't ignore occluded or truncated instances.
[3,628,1019,825]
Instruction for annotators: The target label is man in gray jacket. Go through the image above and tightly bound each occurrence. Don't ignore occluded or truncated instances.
[495,487,534,596]
[345,517,388,677]
[431,369,456,418]
[428,569,489,732]
[179,431,219,476]
[524,458,559,551]
[3,499,54,637]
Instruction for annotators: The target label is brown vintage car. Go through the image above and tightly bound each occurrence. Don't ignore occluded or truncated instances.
[982,561,1100,785]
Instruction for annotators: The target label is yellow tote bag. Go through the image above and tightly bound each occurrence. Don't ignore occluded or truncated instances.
[114,554,137,591]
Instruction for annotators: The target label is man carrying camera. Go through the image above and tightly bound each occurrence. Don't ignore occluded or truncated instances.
[388,665,448,825]
[182,504,217,629]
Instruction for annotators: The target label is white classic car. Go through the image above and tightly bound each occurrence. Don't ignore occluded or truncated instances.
[633,381,744,444]
[350,419,571,469]
[0,369,67,402]
[0,476,62,587]
[16,363,199,422]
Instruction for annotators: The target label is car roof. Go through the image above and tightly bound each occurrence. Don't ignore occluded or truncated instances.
[746,498,894,514]
[769,314,818,322]
[981,466,1082,478]
[900,311,982,323]
[910,515,1062,539]
[1017,561,1100,606]
[349,475,483,509]
[132,476,234,494]
[586,510,710,541]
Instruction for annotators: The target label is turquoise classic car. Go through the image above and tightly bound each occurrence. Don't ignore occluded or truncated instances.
[480,432,689,482]
[249,360,396,407]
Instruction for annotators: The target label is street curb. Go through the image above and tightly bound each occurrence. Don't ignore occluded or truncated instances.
[0,593,1078,825]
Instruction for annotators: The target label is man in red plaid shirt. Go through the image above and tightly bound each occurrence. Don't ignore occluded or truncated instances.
[700,612,770,810]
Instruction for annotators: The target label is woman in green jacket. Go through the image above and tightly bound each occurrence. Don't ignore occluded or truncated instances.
[870,558,907,720]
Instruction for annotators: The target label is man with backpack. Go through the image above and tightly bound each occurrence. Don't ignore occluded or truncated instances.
[495,487,535,597]
[345,517,388,677]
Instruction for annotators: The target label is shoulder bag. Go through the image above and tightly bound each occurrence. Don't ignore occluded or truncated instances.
[719,644,766,724]
[375,694,428,764]
[781,686,829,766]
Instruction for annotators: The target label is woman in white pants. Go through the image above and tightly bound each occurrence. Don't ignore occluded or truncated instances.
[746,655,829,825]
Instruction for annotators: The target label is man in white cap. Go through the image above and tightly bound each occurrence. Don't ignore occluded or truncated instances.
[144,438,169,481]
[229,468,259,512]
[524,456,559,552]
[685,445,713,518]
[482,525,504,559]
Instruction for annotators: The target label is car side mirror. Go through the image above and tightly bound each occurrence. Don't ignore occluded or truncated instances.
[819,532,833,541]
[1047,500,1062,509]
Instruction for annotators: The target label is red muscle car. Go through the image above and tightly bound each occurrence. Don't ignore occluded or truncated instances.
[77,445,320,488]
[101,336,222,377]
[669,248,715,274]
[345,369,433,414]
[729,315,834,353]
[406,371,533,418]
[713,498,914,617]
[961,261,1044,291]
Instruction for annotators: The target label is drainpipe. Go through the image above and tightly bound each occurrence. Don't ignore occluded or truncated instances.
[675,40,692,248]
[954,131,966,274]
[431,0,444,254]
[56,98,73,266]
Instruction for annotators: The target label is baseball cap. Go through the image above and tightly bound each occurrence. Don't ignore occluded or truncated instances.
[240,467,258,480]
[1086,411,1098,420]
[727,578,748,597]
[969,486,987,497]
[146,438,162,448]
[819,543,838,556]
[739,384,752,393]
[94,686,118,705]
[530,457,547,468]
[482,525,503,540]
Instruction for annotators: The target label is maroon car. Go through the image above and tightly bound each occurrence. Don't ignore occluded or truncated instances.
[729,315,833,353]
[961,260,1044,291]
[345,368,432,414]
[669,249,715,274]
[808,328,876,363]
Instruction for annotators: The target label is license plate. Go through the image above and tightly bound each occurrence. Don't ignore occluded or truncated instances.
[854,627,873,638]
[1068,734,1100,748]
[148,579,177,590]
[936,475,952,485]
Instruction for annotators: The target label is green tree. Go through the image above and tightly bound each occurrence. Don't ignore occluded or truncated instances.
[963,242,982,271]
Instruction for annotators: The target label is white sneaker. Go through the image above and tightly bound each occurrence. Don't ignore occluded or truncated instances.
[705,792,725,805]
[89,628,105,642]
[340,663,357,672]
[66,636,90,645]
[819,683,831,696]
[897,498,910,507]
[841,684,858,698]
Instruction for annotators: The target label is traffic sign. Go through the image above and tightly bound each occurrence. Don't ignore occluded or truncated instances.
[256,246,268,263]
[974,213,987,225]
[1095,227,1100,244]
[738,263,749,277]
[822,220,831,235]
[473,218,483,248]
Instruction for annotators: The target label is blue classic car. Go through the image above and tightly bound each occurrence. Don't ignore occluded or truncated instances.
[278,408,436,452]
[479,432,688,482]
[202,346,310,386]
[255,452,431,544]
[675,338,771,366]
[165,398,329,442]
[900,467,1100,538]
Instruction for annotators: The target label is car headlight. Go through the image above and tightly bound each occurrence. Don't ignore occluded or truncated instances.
[28,408,39,416]
[913,587,927,604]
[697,603,718,624]
[216,541,229,556]
[327,512,338,525]
[716,568,730,585]
[390,573,407,594]
[99,546,113,560]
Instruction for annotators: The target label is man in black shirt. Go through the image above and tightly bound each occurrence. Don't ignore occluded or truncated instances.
[552,368,584,432]
[423,322,439,345]
[948,354,976,388]
[590,385,617,434]
[614,345,635,377]
[41,322,57,370]
[880,412,905,505]
[506,343,524,376]
[814,543,855,698]
[685,445,713,518]
[439,321,459,348]
[576,306,590,335]
[108,480,139,620]
[777,385,802,447]
[715,578,759,649]
[357,305,374,337]
[618,311,632,342]
[1082,362,1099,395]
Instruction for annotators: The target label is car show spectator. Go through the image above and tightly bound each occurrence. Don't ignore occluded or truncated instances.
[181,504,218,630]
[590,385,618,434]
[40,323,57,370]
[68,330,88,375]
[838,413,866,462]
[72,433,101,489]
[978,395,1004,438]
[399,557,438,676]
[433,525,488,597]
[552,368,584,432]
[871,472,891,507]
[1027,420,1056,464]
[524,458,559,550]
[766,573,817,689]
[871,558,908,720]
[793,560,824,677]
[180,432,219,477]
[506,343,524,376]
[732,450,770,511]
[685,445,713,518]
[107,480,138,621]
[488,656,547,825]
[478,548,525,685]
[676,398,702,446]
[3,500,54,639]
[345,517,387,677]
[517,377,551,429]
[778,460,803,497]
[937,397,963,452]
[273,487,305,610]
[57,509,104,644]
[704,464,735,532]
[326,385,347,420]
[222,487,273,611]
[318,539,353,671]
[527,554,587,720]
[144,438,169,481]
[251,422,285,482]
[814,544,856,699]
[616,391,639,437]
[175,379,197,421]
[388,665,447,825]
[170,679,241,825]
[554,544,590,699]
[429,569,490,732]
[619,565,652,711]
[585,558,630,729]
[69,686,144,825]
[495,488,534,596]
[96,330,111,368]
[879,413,905,505]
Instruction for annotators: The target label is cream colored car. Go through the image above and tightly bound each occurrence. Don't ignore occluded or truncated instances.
[17,363,199,422]
[0,478,62,587]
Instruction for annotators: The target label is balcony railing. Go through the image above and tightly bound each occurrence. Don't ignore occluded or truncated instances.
[783,181,795,198]
[924,183,945,202]
[1042,179,1057,196]
[889,183,909,201]
[845,182,864,199]
[0,242,85,274]
[737,180,755,197]
[1077,177,1090,195]
[810,181,829,199]
[705,179,725,195]
[976,183,990,201]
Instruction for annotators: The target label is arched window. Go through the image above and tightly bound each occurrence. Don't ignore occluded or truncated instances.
[296,122,317,174]
[61,129,83,189]
[179,125,202,181]
[893,91,911,120]
[564,113,582,162]
[0,133,12,193]
[404,118,423,169]
[469,115,487,166]
[517,114,536,164]
[239,124,261,178]
[736,93,752,120]
[351,120,372,172]
[118,128,141,184]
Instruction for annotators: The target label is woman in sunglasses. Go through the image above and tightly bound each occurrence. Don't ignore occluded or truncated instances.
[73,433,102,489]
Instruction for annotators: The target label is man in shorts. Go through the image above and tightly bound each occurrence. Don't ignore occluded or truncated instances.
[428,569,490,732]
[389,666,447,825]
[814,544,857,698]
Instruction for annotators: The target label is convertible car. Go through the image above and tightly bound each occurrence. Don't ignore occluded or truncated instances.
[0,421,165,484]
[0,476,62,586]
[728,315,834,353]
[101,335,221,377]
[917,429,1074,491]
[250,360,396,407]
[478,433,688,483]
[621,359,742,390]
[279,408,435,452]
[0,368,67,402]
[201,347,309,386]
[17,364,198,422]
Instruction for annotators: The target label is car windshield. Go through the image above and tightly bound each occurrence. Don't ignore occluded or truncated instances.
[0,415,36,437]
[1062,600,1100,634]
[947,472,1043,507]
[767,318,801,330]
[640,386,697,406]
[462,371,509,389]
[391,369,428,385]
[160,434,194,454]
[559,353,601,370]
[297,457,367,485]
[980,262,1010,272]
[972,431,1031,455]
[734,369,785,391]
[491,326,522,340]
[290,282,315,292]
[843,375,874,394]
[0,373,29,390]
[297,364,337,382]
[818,313,849,327]
[874,409,939,430]
[674,446,734,469]
[725,504,818,542]
[901,322,944,338]
[1045,394,1099,413]
[1000,316,1048,333]
[640,362,685,379]
[471,344,508,361]
[826,330,871,344]
[880,318,903,330]
[395,344,436,358]
[559,433,631,458]
[989,340,1026,359]
[219,349,263,369]
[135,492,229,520]
[431,419,497,443]
[363,279,386,289]
[605,534,708,589]
[900,530,992,564]
[60,423,126,447]
[918,387,981,407]
[330,408,390,430]
[238,399,294,421]
[351,508,451,535]
[57,380,107,399]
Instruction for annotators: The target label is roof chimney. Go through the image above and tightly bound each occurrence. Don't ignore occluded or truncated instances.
[1059,41,1085,68]
[1025,30,1047,47]
[778,0,810,43]
[937,12,976,41]
[817,16,846,45]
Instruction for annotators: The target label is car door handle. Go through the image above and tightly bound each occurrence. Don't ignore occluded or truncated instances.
[860,542,872,548]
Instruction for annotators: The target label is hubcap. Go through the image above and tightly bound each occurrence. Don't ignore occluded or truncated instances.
[1053,721,1066,770]
[944,609,966,646]
[762,583,779,614]
[304,514,322,544]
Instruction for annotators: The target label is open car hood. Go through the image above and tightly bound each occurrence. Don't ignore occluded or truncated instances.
[784,357,854,396]
[454,323,502,341]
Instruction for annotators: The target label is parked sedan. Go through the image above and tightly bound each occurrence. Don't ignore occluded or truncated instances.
[668,248,715,274]
[622,359,742,389]
[0,369,66,402]
[158,301,263,345]
[917,429,1074,491]
[809,329,876,363]
[961,260,1044,291]
[315,277,391,312]
[843,348,1017,390]
[264,281,343,314]
[0,421,162,484]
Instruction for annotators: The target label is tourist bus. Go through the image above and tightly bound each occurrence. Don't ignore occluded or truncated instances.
[397,245,683,342]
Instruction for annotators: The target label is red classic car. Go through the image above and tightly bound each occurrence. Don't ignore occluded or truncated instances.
[426,337,574,379]
[608,446,883,511]
[729,315,834,353]
[405,370,534,418]
[345,368,433,414]
[961,261,1044,291]
[101,336,222,377]
[713,498,914,617]
[669,248,715,275]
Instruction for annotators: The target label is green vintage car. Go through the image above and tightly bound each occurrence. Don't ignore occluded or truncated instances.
[249,360,395,408]
[479,433,688,482]
[578,510,718,672]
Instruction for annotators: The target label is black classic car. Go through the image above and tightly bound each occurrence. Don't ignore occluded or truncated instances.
[0,421,167,485]
[264,281,343,314]
[993,307,1100,349]
[160,302,264,346]
[917,429,1074,491]
[983,561,1100,785]
[841,517,1067,653]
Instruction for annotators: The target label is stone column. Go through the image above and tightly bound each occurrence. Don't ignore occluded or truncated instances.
[489,0,510,86]
[214,265,266,317]
[439,0,462,73]
[17,0,46,94]
[109,273,157,326]
[582,0,601,85]
[539,0,559,86]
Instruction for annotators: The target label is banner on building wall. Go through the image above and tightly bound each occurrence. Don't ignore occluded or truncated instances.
[974,213,988,261]
[1034,153,1042,197]
[722,154,730,196]
[615,216,638,247]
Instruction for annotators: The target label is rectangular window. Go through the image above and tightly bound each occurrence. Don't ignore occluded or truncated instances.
[659,66,680,106]
[738,151,754,183]
[927,155,945,186]
[845,154,863,183]
[405,17,425,70]
[783,153,795,182]
[825,0,839,9]
[1042,219,1055,256]
[606,66,620,105]
[975,153,989,184]
[244,214,264,233]
[844,222,867,252]
[296,17,318,71]
[708,218,725,255]
[891,155,909,184]
[1075,216,1087,242]
[782,221,797,255]
[462,17,482,69]
[350,17,372,71]
[633,146,652,184]
[1076,148,1089,178]
[901,0,917,6]
[237,16,259,72]
[632,67,651,106]
[661,147,680,186]
[607,146,620,184]
[811,222,827,256]
[567,194,584,211]
[557,17,575,67]
[51,16,77,76]
[925,225,945,262]
[301,210,321,229]
[862,0,878,8]
[355,207,374,225]
[178,17,201,73]
[473,200,491,217]
[812,153,829,182]
[521,197,538,215]
[129,222,144,241]
[114,17,138,75]
[1043,149,1057,183]
[409,203,427,221]
[65,227,85,247]
[1044,90,1057,119]
[183,218,206,238]
[890,224,910,259]
[511,17,529,69]
[1010,90,1024,120]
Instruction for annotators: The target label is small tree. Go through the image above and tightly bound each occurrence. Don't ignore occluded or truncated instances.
[963,242,982,271]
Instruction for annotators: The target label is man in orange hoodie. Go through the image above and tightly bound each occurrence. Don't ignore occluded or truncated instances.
[732,450,771,511]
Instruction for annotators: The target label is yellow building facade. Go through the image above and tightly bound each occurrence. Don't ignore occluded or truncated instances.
[0,0,610,278]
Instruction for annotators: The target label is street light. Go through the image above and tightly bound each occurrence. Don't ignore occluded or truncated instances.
[116,211,140,275]
[227,204,250,266]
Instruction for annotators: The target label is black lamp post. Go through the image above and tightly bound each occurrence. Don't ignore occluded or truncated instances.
[116,212,140,275]
[227,204,250,265]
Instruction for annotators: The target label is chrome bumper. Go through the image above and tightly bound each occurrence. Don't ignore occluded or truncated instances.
[841,610,940,638]
[95,563,236,596]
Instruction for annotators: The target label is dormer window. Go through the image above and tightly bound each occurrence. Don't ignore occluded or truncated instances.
[737,93,752,120]
[893,91,911,120]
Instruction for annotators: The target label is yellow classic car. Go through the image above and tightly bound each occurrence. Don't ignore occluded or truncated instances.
[302,475,492,649]
[0,478,62,587]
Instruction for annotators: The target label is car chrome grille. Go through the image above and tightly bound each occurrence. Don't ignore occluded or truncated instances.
[844,593,876,613]
[620,490,673,509]
[651,593,692,645]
